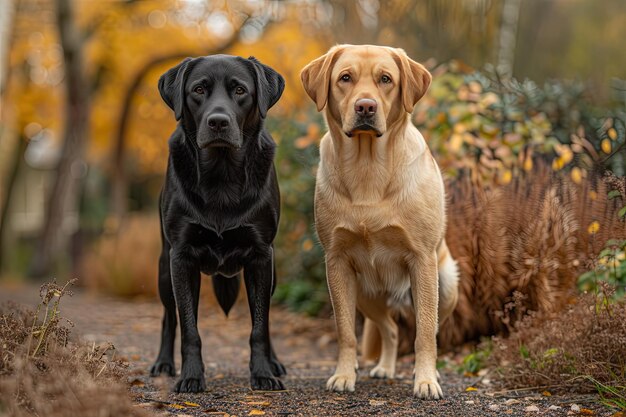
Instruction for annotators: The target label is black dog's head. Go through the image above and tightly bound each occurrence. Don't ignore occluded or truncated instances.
[159,55,285,150]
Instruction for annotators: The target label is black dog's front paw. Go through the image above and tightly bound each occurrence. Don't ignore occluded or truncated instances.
[150,360,176,377]
[174,375,206,393]
[251,374,285,391]
[174,360,206,393]
[270,357,286,377]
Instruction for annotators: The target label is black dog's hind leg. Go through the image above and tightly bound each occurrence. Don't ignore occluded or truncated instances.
[170,250,206,393]
[244,252,285,390]
[151,241,177,377]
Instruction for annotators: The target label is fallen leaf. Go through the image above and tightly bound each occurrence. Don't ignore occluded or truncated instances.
[369,399,386,406]
[183,401,200,407]
[542,391,552,397]
[580,409,594,415]
[465,386,478,392]
[169,404,186,410]
[587,221,600,235]
[249,410,265,416]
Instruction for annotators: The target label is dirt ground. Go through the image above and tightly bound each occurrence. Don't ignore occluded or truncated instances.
[0,282,616,416]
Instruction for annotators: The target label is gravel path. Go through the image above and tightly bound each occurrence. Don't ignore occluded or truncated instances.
[0,282,613,416]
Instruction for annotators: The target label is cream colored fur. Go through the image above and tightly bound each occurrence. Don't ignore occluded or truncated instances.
[301,45,459,399]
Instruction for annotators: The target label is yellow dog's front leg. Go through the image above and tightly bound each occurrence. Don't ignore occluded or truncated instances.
[409,252,443,399]
[325,256,358,392]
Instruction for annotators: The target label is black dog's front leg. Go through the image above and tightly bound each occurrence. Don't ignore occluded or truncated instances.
[151,243,177,377]
[244,253,285,390]
[170,249,206,393]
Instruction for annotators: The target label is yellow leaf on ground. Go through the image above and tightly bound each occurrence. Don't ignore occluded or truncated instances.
[245,401,270,406]
[542,390,552,396]
[465,386,478,392]
[169,404,185,409]
[183,402,200,407]
[249,410,266,416]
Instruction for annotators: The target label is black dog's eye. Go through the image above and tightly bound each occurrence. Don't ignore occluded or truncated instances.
[381,75,392,84]
[193,86,204,94]
[340,74,351,82]
[235,86,246,95]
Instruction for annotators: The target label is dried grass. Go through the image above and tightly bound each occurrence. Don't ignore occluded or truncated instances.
[486,285,626,400]
[0,280,147,417]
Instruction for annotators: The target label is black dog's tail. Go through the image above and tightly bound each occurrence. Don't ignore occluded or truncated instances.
[212,274,241,316]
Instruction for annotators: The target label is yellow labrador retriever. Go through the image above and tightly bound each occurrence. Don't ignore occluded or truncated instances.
[300,45,459,399]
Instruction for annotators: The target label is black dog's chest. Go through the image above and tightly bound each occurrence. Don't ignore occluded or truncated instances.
[183,222,258,276]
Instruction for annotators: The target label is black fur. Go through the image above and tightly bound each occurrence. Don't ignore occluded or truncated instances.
[150,55,286,393]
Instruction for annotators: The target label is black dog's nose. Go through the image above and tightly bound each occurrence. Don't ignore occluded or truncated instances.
[355,98,377,116]
[207,114,230,132]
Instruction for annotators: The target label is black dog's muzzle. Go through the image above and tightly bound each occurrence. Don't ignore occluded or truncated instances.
[197,112,242,149]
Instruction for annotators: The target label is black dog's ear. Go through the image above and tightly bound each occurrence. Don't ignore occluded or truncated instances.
[158,57,194,121]
[246,57,285,119]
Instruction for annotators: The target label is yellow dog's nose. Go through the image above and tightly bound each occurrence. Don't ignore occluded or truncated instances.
[354,98,377,116]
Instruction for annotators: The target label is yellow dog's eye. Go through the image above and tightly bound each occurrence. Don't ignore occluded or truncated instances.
[193,86,204,94]
[235,86,246,95]
[381,75,392,84]
[340,74,351,82]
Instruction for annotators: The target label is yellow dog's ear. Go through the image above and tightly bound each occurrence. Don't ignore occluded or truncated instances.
[300,46,344,112]
[393,49,432,113]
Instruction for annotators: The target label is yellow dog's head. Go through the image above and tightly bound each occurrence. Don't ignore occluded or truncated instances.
[301,44,431,138]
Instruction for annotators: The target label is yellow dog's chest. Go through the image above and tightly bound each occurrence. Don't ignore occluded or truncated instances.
[330,217,417,297]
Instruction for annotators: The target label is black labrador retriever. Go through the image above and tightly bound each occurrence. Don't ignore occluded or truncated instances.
[149,55,286,393]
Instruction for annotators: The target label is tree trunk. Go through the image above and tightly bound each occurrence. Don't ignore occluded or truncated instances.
[496,0,522,78]
[30,0,89,277]
[0,136,27,271]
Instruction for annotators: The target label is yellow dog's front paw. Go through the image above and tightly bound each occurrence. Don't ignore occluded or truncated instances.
[413,379,443,399]
[326,373,356,392]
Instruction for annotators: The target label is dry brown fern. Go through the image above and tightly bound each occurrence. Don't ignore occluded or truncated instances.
[391,161,626,353]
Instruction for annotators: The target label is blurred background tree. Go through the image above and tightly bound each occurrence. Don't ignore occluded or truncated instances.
[0,0,624,314]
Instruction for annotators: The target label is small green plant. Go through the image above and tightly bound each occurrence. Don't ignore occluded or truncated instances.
[586,377,626,411]
[459,342,492,375]
[28,279,76,357]
[578,239,626,299]
[273,280,328,316]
